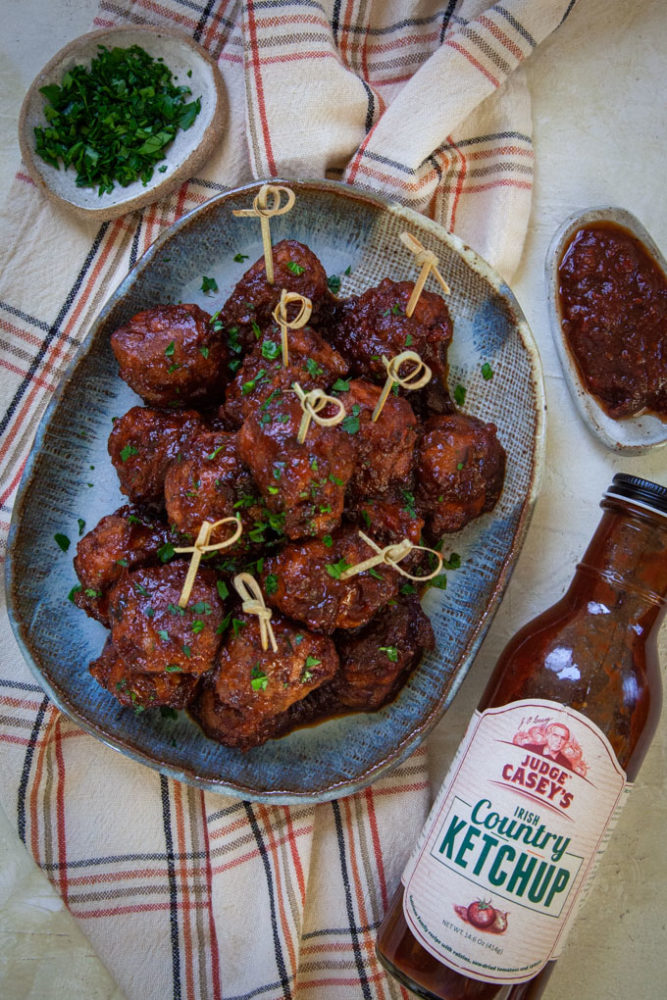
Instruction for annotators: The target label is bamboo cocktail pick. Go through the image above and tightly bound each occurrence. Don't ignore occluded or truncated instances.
[233,573,278,653]
[292,382,346,444]
[272,290,312,366]
[400,231,451,317]
[232,184,296,284]
[174,516,243,608]
[372,349,432,422]
[339,531,444,582]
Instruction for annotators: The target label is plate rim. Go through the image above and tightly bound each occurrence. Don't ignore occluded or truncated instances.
[17,24,227,222]
[6,177,546,802]
[545,204,667,455]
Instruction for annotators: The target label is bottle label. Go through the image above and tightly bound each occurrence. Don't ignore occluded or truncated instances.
[401,699,627,984]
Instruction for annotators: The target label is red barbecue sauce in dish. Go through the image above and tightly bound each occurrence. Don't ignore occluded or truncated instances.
[557,221,667,420]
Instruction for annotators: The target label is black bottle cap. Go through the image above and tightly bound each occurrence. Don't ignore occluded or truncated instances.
[605,474,667,516]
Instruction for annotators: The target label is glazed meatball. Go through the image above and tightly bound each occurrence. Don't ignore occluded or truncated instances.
[190,613,339,749]
[110,303,228,407]
[217,239,336,352]
[342,379,418,497]
[107,562,225,677]
[164,430,246,535]
[348,490,425,550]
[331,279,453,385]
[108,406,202,506]
[238,387,356,540]
[416,412,506,536]
[223,324,348,427]
[331,596,435,710]
[261,526,399,633]
[90,638,198,710]
[73,505,173,625]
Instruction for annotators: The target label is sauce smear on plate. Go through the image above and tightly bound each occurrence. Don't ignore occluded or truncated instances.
[557,221,666,420]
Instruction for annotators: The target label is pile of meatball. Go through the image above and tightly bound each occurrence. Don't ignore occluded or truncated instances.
[72,239,506,749]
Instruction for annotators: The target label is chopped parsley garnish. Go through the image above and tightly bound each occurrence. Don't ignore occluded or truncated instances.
[54,532,70,552]
[67,583,82,601]
[401,489,417,519]
[33,44,202,196]
[201,275,218,294]
[182,644,192,658]
[341,403,361,434]
[261,339,281,360]
[199,346,210,359]
[167,602,185,615]
[453,384,466,406]
[158,542,176,563]
[264,573,279,595]
[242,369,266,395]
[400,582,417,595]
[322,534,333,548]
[77,517,86,536]
[379,645,399,662]
[250,664,269,691]
[305,357,324,378]
[326,558,350,580]
[157,629,170,641]
[327,274,341,294]
[234,252,249,262]
[165,341,175,357]
[428,574,448,590]
[165,664,182,673]
[286,260,305,275]
[331,378,350,392]
[120,444,139,462]
[481,362,494,380]
[207,443,225,461]
[443,552,462,570]
[328,473,344,487]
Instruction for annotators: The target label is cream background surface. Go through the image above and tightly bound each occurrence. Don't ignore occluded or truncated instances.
[1,1,665,997]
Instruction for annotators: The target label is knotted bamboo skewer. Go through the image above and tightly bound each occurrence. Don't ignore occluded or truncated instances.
[272,290,312,366]
[292,382,346,444]
[233,573,278,652]
[400,231,451,317]
[232,184,296,284]
[339,531,444,582]
[371,349,432,422]
[174,516,243,608]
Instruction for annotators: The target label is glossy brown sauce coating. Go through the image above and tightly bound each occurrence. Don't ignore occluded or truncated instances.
[111,303,229,408]
[416,413,506,538]
[76,241,506,748]
[108,406,202,506]
[558,221,667,419]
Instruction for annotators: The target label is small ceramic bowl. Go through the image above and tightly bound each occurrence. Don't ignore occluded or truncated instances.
[545,206,667,454]
[18,25,226,221]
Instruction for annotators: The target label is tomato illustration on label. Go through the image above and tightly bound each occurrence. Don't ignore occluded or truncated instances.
[454,900,509,934]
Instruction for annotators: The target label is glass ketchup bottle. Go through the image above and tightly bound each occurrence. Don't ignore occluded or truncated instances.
[376,473,667,1000]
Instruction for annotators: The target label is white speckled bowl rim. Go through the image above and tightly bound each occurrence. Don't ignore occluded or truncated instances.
[18,25,227,221]
[545,206,667,455]
[6,178,546,803]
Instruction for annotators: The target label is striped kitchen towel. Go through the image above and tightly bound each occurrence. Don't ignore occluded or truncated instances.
[0,2,576,998]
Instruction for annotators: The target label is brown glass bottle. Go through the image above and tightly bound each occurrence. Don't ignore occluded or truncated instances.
[376,474,667,1000]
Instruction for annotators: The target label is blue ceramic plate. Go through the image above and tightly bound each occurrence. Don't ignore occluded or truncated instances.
[6,179,545,803]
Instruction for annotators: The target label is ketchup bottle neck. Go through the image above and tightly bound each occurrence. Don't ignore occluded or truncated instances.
[569,501,667,629]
